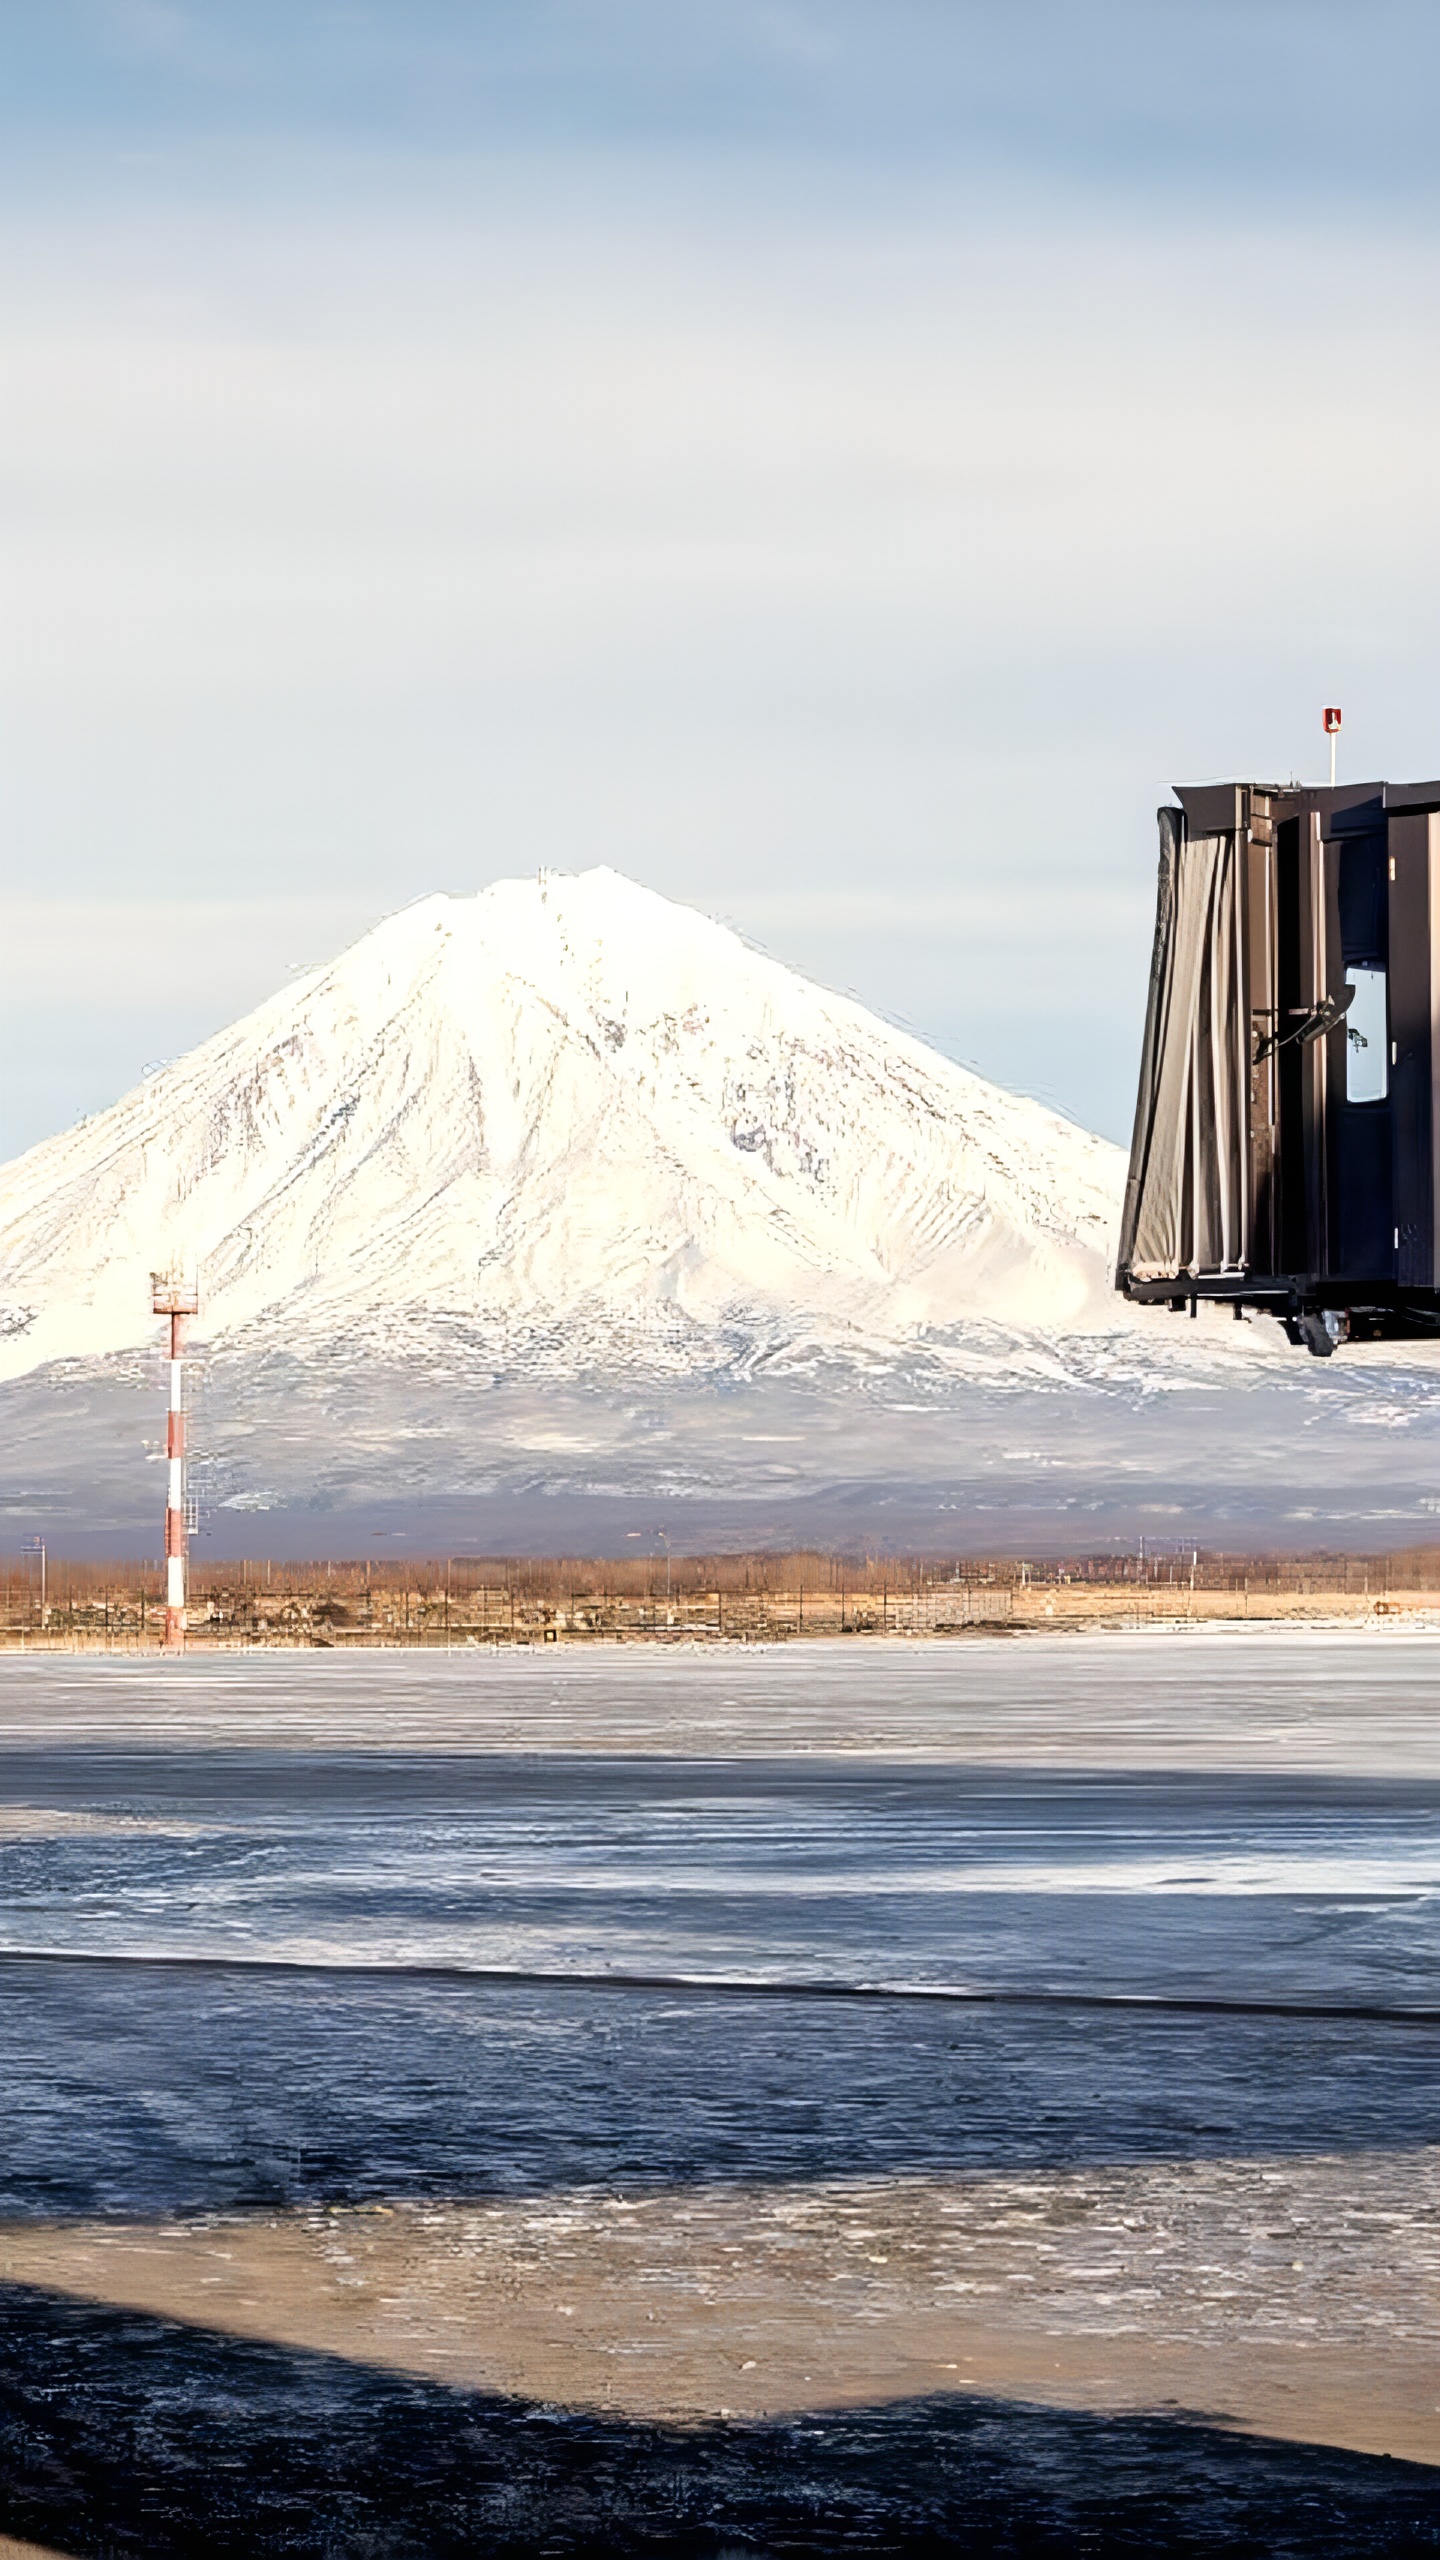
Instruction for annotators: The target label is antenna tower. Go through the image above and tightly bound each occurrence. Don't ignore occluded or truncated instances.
[151,1269,199,1653]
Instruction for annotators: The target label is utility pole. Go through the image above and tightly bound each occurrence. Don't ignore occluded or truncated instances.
[21,1536,45,1627]
[151,1269,199,1653]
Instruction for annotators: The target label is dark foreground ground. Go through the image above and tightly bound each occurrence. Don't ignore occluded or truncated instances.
[2,1961,1437,2557]
[1,2286,1438,2560]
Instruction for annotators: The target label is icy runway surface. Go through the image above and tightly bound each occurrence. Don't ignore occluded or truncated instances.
[2,1637,1439,2552]
[3,1632,1439,2208]
[2,1634,1440,2011]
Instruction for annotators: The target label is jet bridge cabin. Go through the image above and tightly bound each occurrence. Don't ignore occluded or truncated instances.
[1117,778,1440,1354]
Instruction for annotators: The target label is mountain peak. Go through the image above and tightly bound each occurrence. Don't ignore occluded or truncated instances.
[0,868,1126,1385]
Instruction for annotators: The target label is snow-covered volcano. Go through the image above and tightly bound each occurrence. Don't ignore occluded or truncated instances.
[0,868,1127,1384]
[20,865,1430,1555]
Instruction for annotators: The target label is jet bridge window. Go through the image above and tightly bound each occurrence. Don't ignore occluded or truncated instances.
[1345,963,1388,1104]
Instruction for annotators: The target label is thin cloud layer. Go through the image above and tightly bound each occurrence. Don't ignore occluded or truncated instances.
[2,4,1438,1153]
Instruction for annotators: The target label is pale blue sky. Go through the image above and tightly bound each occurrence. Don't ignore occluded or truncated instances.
[3,2,1438,1154]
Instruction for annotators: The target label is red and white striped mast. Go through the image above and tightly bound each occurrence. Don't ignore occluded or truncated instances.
[151,1269,199,1654]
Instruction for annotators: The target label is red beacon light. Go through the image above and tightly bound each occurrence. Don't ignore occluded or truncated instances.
[1323,705,1342,786]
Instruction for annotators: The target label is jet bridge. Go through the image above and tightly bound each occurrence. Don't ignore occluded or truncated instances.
[1117,777,1440,1353]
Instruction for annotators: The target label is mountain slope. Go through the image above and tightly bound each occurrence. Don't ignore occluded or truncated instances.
[0,868,1130,1386]
[10,866,1439,1553]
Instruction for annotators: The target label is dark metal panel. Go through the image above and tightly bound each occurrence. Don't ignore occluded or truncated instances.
[1388,812,1433,1289]
[1274,813,1308,1273]
[1430,816,1440,1288]
[1303,812,1332,1277]
[1175,783,1243,836]
[1231,825,1253,1274]
[1331,830,1393,1280]
[1384,780,1440,816]
[1244,828,1278,1272]
[1337,834,1386,961]
[1321,790,1386,839]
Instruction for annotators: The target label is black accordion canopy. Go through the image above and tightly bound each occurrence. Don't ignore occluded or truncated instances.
[1117,778,1440,1354]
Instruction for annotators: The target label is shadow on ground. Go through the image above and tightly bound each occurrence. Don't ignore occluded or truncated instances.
[0,2282,1437,2558]
[6,1964,1440,2224]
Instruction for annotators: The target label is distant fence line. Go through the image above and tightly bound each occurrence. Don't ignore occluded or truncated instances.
[0,1546,1428,1647]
